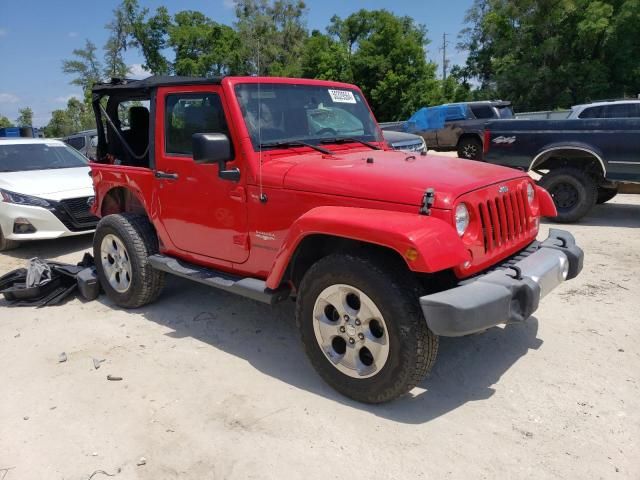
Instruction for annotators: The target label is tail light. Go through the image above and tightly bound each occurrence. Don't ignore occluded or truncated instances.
[483,129,491,154]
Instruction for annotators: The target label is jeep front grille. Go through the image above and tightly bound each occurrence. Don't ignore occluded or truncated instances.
[478,186,530,253]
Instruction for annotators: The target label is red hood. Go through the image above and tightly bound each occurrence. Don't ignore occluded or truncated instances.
[266,149,526,209]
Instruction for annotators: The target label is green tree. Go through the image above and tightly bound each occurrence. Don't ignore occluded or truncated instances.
[461,0,640,111]
[104,5,130,79]
[62,39,103,94]
[234,0,308,76]
[43,110,73,138]
[0,116,13,128]
[16,107,34,127]
[122,0,171,75]
[303,10,440,121]
[169,10,242,76]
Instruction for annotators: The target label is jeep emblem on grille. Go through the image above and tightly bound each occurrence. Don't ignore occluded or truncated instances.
[86,196,95,207]
[498,185,509,194]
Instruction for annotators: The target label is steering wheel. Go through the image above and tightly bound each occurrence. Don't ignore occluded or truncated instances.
[316,128,337,138]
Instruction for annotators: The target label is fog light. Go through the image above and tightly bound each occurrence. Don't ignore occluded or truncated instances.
[13,218,37,234]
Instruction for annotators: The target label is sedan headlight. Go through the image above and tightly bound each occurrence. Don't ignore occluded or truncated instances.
[455,203,470,236]
[0,189,52,208]
[527,183,535,205]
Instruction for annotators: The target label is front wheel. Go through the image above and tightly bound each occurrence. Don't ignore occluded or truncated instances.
[93,213,165,308]
[296,254,438,403]
[0,228,19,252]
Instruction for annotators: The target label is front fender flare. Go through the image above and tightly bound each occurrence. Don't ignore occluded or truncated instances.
[265,206,470,290]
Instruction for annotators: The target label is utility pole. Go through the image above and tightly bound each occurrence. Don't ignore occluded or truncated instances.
[441,33,450,81]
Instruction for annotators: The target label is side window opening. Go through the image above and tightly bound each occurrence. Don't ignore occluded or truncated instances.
[164,93,231,156]
[94,94,151,168]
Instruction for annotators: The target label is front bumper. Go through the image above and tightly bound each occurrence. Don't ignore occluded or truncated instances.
[420,229,583,337]
[0,202,94,241]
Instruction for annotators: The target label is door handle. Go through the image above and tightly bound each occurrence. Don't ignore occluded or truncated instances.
[155,171,179,180]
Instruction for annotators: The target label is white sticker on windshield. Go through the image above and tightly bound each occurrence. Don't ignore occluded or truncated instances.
[45,143,64,147]
[328,89,356,104]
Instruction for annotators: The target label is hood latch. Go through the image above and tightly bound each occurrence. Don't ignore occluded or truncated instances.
[419,188,435,216]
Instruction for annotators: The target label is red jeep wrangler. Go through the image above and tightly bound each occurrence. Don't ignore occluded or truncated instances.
[89,76,583,403]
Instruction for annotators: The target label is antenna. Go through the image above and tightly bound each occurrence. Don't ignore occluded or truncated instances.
[256,30,266,203]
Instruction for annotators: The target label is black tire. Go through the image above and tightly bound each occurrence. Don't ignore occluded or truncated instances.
[93,213,165,308]
[457,137,483,160]
[0,228,19,252]
[596,187,618,204]
[296,253,438,404]
[538,168,597,223]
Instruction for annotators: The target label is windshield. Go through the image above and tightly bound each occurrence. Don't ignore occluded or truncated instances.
[235,83,382,149]
[0,142,88,172]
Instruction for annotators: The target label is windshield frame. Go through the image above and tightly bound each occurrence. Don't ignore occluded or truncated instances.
[233,82,383,152]
[0,141,89,173]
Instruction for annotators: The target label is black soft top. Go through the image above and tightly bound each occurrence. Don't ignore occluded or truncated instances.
[92,75,223,95]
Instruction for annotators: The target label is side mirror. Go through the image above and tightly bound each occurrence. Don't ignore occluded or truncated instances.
[192,133,240,181]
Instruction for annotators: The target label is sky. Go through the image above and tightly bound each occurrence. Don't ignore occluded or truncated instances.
[0,0,473,127]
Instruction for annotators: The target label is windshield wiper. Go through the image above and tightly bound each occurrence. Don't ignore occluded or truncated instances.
[320,137,381,150]
[259,141,334,155]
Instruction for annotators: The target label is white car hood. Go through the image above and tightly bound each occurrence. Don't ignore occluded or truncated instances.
[0,167,94,201]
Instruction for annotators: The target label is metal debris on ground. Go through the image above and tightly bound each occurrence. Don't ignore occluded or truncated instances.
[58,352,67,363]
[93,358,105,369]
[136,457,146,466]
[106,375,123,381]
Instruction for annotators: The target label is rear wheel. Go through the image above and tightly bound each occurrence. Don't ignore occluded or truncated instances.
[538,168,597,223]
[93,213,164,308]
[457,137,483,160]
[596,187,618,204]
[296,254,438,403]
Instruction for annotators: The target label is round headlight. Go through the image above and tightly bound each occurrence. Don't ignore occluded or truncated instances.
[527,183,535,205]
[455,203,470,237]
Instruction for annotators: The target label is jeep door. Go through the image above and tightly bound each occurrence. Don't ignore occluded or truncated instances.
[154,86,249,263]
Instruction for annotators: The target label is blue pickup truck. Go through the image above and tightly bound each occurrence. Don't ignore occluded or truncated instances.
[483,118,640,222]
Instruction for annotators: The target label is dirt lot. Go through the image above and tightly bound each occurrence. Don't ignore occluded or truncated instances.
[1,194,639,480]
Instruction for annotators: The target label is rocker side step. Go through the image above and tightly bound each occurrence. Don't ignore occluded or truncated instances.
[148,254,290,305]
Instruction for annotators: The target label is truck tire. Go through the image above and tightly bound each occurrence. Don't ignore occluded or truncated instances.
[457,137,483,160]
[596,187,618,204]
[93,213,165,308]
[0,228,19,252]
[296,253,438,403]
[538,168,597,223]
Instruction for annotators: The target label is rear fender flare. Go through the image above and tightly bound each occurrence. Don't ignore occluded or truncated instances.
[265,206,470,290]
[530,143,606,175]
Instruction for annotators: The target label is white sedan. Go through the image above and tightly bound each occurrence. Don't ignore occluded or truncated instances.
[0,138,97,251]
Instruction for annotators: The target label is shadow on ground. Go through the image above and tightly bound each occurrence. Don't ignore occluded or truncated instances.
[543,201,640,229]
[1,234,93,261]
[115,275,545,424]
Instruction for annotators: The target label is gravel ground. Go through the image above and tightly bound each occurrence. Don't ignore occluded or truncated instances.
[0,194,638,480]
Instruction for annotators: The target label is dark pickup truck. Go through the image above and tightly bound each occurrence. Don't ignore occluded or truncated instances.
[484,118,640,222]
[382,101,514,160]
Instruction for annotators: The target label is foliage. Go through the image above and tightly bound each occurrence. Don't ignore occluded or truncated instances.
[16,107,34,127]
[460,0,640,110]
[62,39,103,97]
[104,5,130,79]
[301,10,444,121]
[234,0,308,76]
[122,0,171,75]
[169,11,242,76]
[0,116,13,128]
[43,98,95,138]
